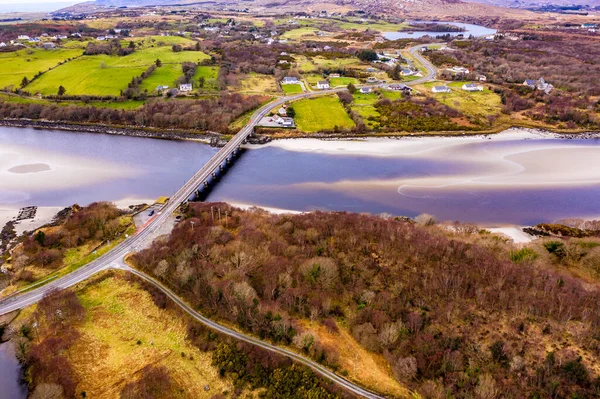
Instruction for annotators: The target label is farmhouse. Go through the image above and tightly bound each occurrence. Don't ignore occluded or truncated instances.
[156,85,169,91]
[317,81,330,90]
[42,42,56,50]
[401,68,415,76]
[388,84,412,94]
[523,78,554,94]
[278,106,287,116]
[446,66,469,74]
[432,85,451,93]
[17,35,30,40]
[328,73,340,78]
[366,77,378,83]
[275,116,295,127]
[360,87,372,94]
[0,42,6,47]
[476,74,487,82]
[179,83,193,92]
[366,67,376,73]
[281,76,300,85]
[462,83,483,92]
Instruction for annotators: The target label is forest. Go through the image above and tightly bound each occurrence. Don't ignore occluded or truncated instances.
[0,93,266,133]
[131,203,600,398]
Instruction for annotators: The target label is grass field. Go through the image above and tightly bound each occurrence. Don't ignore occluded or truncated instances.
[350,92,380,128]
[139,63,182,92]
[280,27,318,40]
[293,95,355,132]
[0,48,83,89]
[311,56,361,69]
[282,83,303,94]
[235,73,278,94]
[193,66,219,91]
[26,48,210,96]
[122,35,197,49]
[421,81,502,120]
[330,77,359,87]
[67,273,234,398]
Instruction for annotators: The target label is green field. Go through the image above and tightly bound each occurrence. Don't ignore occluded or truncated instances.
[193,65,219,91]
[280,27,318,40]
[140,64,182,92]
[282,83,303,94]
[293,96,355,132]
[330,77,359,87]
[421,81,502,119]
[0,48,83,89]
[350,92,380,128]
[123,35,197,48]
[26,47,210,96]
[311,56,361,69]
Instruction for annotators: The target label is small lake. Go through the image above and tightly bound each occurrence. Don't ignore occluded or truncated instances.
[383,21,497,40]
[1,127,599,226]
[0,342,28,399]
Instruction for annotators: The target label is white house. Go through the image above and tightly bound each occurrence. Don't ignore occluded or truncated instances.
[476,74,487,82]
[366,77,378,83]
[401,68,415,77]
[281,76,300,85]
[432,85,451,93]
[446,66,469,74]
[42,42,56,50]
[462,83,483,92]
[156,85,169,91]
[328,73,340,78]
[523,78,553,94]
[179,83,193,92]
[278,106,287,116]
[360,87,372,94]
[275,116,295,127]
[0,42,6,47]
[316,81,330,90]
[17,35,30,40]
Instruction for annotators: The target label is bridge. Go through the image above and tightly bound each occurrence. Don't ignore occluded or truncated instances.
[0,44,437,398]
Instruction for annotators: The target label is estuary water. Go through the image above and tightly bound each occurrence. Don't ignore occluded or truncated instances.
[0,126,599,226]
[383,21,497,40]
[0,341,27,399]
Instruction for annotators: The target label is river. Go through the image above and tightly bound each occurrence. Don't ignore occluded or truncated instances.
[0,341,27,399]
[383,21,497,40]
[1,126,599,226]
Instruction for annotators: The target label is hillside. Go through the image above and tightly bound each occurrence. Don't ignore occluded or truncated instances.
[129,202,600,398]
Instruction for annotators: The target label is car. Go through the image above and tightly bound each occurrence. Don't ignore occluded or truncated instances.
[148,210,155,217]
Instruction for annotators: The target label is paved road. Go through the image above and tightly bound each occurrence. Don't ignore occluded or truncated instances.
[0,44,437,398]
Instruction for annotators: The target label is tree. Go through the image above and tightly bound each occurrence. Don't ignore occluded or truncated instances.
[198,76,205,88]
[357,49,378,62]
[57,86,66,96]
[155,58,162,67]
[195,42,201,51]
[286,106,296,118]
[21,77,29,88]
[128,40,135,49]
[347,83,357,94]
[172,44,182,53]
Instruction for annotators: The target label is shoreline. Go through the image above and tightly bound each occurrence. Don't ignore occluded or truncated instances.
[0,119,599,146]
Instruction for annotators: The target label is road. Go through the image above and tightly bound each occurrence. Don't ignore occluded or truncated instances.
[0,43,437,398]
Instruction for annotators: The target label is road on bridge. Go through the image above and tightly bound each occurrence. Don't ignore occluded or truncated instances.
[0,44,437,398]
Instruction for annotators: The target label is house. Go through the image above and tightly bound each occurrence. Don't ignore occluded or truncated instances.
[317,81,330,90]
[366,77,378,83]
[401,68,415,77]
[523,78,554,94]
[167,88,179,97]
[70,33,82,38]
[420,46,428,52]
[462,83,483,92]
[42,42,56,50]
[97,36,106,41]
[0,42,6,47]
[281,76,300,85]
[328,73,340,78]
[446,66,469,74]
[432,85,451,93]
[582,23,597,29]
[360,87,372,94]
[17,35,30,40]
[278,106,287,116]
[366,67,376,73]
[275,116,295,127]
[476,74,487,82]
[156,85,169,91]
[179,83,193,92]
[388,84,412,93]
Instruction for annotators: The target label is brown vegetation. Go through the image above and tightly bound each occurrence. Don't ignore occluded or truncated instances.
[132,203,600,398]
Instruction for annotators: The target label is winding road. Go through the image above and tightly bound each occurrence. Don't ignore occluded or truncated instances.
[0,44,437,398]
